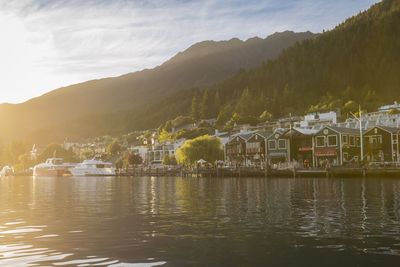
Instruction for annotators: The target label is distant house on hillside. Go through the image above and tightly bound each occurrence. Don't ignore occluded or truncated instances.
[300,111,337,129]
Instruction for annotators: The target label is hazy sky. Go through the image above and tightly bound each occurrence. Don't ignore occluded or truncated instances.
[0,0,378,104]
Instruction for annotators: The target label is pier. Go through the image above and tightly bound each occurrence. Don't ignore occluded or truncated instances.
[117,166,400,178]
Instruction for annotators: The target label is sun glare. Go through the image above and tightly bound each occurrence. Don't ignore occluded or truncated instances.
[0,10,59,104]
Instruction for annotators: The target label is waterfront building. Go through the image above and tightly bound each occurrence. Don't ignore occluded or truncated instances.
[363,126,400,162]
[146,139,185,165]
[245,132,271,166]
[266,129,290,164]
[313,126,361,167]
[225,133,253,166]
[283,128,318,168]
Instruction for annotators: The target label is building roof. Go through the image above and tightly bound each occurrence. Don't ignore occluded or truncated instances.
[318,126,360,135]
[366,126,400,134]
[292,128,319,135]
[253,131,273,139]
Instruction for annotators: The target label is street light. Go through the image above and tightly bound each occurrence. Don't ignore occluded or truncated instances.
[350,105,364,163]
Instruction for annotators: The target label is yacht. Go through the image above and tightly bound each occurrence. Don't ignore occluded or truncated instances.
[70,159,116,176]
[33,158,75,177]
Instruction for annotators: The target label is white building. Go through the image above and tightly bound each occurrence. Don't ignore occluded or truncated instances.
[339,102,400,129]
[300,111,337,128]
[146,139,185,165]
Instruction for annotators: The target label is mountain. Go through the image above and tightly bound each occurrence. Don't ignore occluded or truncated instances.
[0,31,316,144]
[137,0,400,128]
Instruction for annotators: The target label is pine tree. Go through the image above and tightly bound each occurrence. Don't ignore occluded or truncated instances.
[191,92,200,121]
[200,89,211,119]
[213,90,221,117]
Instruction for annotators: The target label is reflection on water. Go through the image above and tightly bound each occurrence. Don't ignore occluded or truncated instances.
[1,176,400,266]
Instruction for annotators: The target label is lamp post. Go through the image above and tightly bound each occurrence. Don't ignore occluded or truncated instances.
[350,105,364,163]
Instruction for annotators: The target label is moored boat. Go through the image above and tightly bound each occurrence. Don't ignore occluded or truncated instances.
[33,158,76,177]
[70,158,116,176]
[0,166,14,177]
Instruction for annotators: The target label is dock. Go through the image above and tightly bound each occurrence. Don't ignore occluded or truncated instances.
[117,166,400,178]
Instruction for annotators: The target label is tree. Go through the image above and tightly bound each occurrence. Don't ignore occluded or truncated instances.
[191,92,200,121]
[236,88,253,116]
[159,128,172,143]
[127,153,143,166]
[213,90,221,116]
[115,157,123,170]
[162,154,177,166]
[107,140,122,156]
[200,89,213,119]
[0,141,29,165]
[38,143,77,163]
[216,104,232,127]
[259,110,272,122]
[176,135,224,165]
[342,100,359,115]
[389,108,400,115]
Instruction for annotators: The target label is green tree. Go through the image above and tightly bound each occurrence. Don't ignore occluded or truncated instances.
[342,100,359,115]
[162,154,177,166]
[213,90,221,116]
[0,141,29,165]
[115,157,123,170]
[200,89,213,119]
[259,110,273,122]
[176,135,224,165]
[191,92,200,121]
[159,128,172,143]
[127,153,143,166]
[107,140,122,156]
[216,104,232,127]
[236,88,253,116]
[37,144,77,163]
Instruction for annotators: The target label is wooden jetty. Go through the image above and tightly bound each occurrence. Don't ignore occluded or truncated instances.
[117,166,400,178]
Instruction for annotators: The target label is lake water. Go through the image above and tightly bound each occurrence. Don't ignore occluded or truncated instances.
[1,176,400,267]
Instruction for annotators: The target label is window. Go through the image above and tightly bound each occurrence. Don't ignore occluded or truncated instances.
[268,140,276,150]
[316,136,325,147]
[328,135,337,147]
[349,136,355,146]
[355,137,360,147]
[278,139,286,149]
[342,135,348,144]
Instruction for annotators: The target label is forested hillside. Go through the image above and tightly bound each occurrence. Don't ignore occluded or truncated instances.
[136,0,400,130]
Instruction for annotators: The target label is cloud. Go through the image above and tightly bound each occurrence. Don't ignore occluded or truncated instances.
[0,0,378,103]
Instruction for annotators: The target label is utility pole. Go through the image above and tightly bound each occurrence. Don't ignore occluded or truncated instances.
[350,105,364,162]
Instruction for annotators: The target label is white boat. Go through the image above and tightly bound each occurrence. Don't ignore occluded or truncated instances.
[33,158,75,177]
[0,166,14,177]
[70,159,116,176]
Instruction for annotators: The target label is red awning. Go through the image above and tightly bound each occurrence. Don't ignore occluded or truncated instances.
[315,148,337,156]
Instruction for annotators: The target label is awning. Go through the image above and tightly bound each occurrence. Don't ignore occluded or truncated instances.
[315,148,337,157]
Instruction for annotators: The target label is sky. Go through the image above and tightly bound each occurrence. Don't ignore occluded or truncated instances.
[0,0,379,104]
